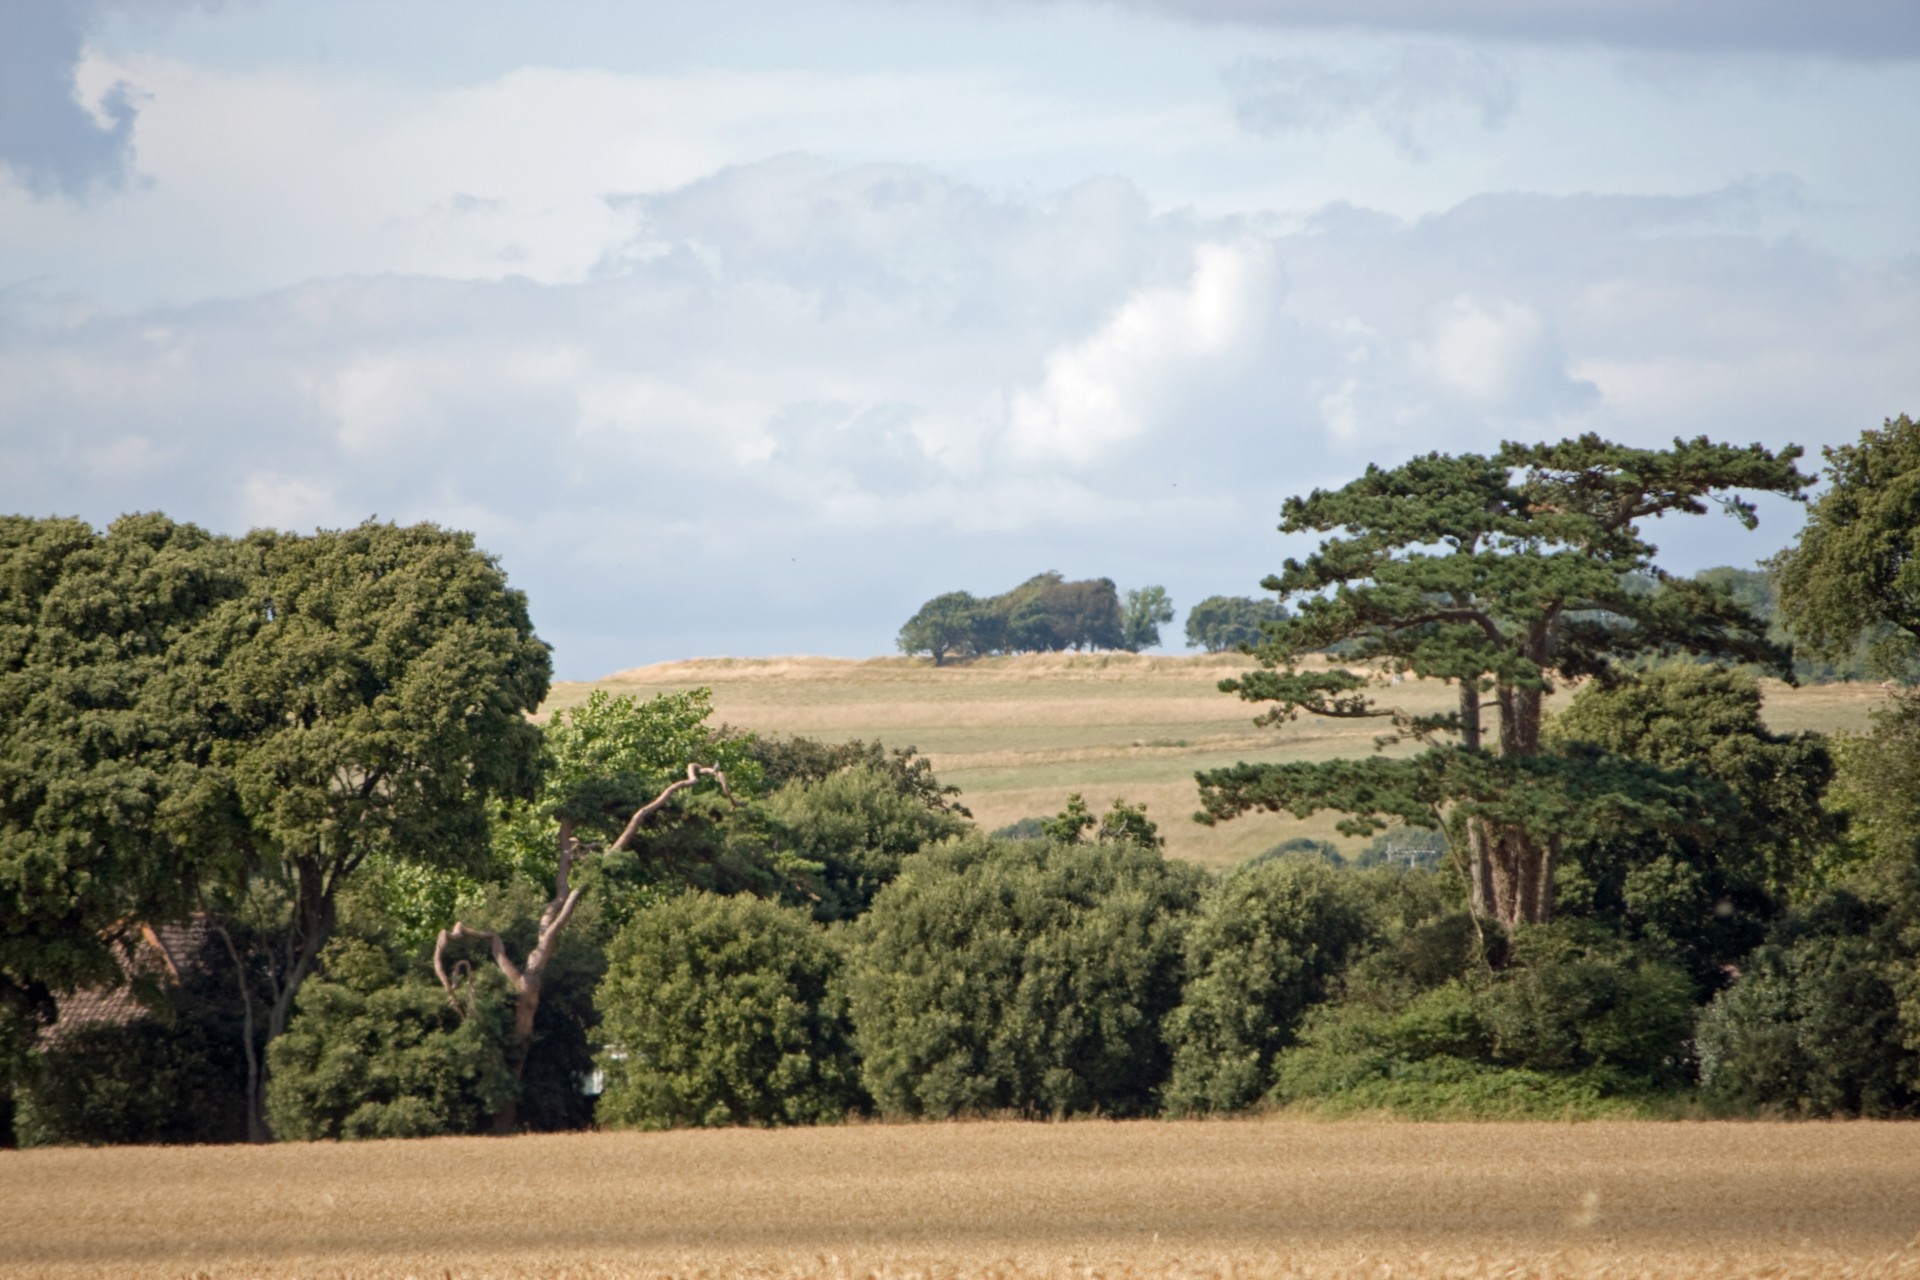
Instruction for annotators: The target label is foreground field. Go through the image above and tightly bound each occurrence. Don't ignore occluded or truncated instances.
[3,1120,1917,1279]
[545,654,1888,868]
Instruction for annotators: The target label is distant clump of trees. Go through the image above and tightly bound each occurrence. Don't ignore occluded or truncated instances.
[898,573,1172,663]
[1185,595,1290,653]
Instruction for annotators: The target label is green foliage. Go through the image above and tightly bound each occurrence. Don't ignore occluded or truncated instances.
[1,514,254,1010]
[897,572,1128,661]
[748,736,969,818]
[1833,688,1920,864]
[1547,666,1842,986]
[1163,858,1371,1114]
[1693,565,1873,683]
[1198,435,1809,926]
[846,835,1204,1118]
[1773,413,1920,680]
[492,688,773,923]
[593,892,859,1129]
[1696,870,1920,1117]
[897,591,983,665]
[1272,917,1693,1118]
[1184,594,1288,653]
[264,936,516,1141]
[1040,793,1163,848]
[1121,585,1174,652]
[763,764,970,921]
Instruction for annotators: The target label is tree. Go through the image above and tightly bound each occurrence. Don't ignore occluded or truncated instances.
[1546,666,1840,989]
[1196,437,1809,928]
[265,936,516,1141]
[1163,857,1370,1114]
[1121,585,1174,652]
[593,892,860,1129]
[1185,594,1288,653]
[1039,792,1162,848]
[845,835,1204,1118]
[896,591,980,666]
[762,764,970,921]
[1772,414,1920,681]
[212,521,550,1138]
[1,514,255,1131]
[435,688,766,1128]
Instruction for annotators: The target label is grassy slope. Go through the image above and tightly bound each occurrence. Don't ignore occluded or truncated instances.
[545,654,1887,870]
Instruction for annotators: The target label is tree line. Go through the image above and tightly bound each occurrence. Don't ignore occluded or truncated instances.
[4,416,1919,1142]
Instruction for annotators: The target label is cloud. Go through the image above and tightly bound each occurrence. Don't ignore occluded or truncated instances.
[1101,1,1920,60]
[1,159,1913,674]
[0,0,224,198]
[0,0,137,197]
[1225,44,1515,159]
[1009,240,1283,464]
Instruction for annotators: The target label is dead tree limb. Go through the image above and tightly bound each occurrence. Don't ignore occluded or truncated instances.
[433,764,734,1125]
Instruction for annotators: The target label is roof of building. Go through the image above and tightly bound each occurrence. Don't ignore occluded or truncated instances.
[40,917,218,1050]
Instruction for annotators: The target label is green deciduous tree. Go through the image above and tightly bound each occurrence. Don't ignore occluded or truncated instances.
[1163,858,1370,1114]
[435,689,758,1128]
[1696,872,1920,1117]
[896,591,982,666]
[213,521,550,1137]
[1184,594,1289,653]
[264,936,517,1141]
[1546,666,1841,988]
[1121,585,1174,652]
[0,514,251,988]
[1197,436,1808,927]
[1772,413,1920,681]
[593,892,860,1129]
[763,764,971,921]
[1,514,255,1129]
[846,835,1204,1118]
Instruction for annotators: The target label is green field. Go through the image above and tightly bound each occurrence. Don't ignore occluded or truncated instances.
[545,654,1889,869]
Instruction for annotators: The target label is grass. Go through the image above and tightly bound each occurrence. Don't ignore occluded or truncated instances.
[544,654,1889,870]
[3,1119,1917,1278]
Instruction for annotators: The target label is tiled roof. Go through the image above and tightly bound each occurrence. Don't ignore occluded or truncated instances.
[40,917,217,1050]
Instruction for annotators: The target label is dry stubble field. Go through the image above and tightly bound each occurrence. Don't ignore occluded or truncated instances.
[3,1119,1918,1279]
[544,654,1887,869]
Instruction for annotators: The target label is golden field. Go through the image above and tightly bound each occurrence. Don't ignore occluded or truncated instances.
[3,1119,1917,1279]
[544,654,1890,869]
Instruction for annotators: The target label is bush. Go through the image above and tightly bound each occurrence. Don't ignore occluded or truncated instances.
[593,892,860,1129]
[764,764,970,921]
[1163,858,1371,1114]
[846,835,1204,1118]
[1696,879,1920,1116]
[1271,921,1693,1117]
[265,938,516,1141]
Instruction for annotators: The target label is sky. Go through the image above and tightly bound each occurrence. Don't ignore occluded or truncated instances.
[2,0,1917,679]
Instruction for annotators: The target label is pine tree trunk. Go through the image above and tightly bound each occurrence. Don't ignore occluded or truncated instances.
[1467,817,1554,927]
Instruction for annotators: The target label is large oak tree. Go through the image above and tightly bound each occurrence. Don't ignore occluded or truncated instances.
[1196,435,1808,928]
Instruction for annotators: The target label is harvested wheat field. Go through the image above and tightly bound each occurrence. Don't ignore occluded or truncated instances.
[4,1120,1918,1279]
[544,654,1889,869]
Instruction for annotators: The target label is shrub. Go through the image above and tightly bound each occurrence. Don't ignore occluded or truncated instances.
[1271,921,1693,1117]
[1696,880,1920,1116]
[846,835,1204,1118]
[265,938,516,1141]
[764,764,970,921]
[593,892,860,1129]
[1163,858,1370,1114]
